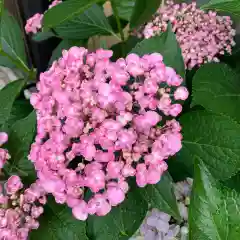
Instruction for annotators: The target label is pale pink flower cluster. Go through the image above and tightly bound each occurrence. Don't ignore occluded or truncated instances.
[29,47,188,220]
[0,133,46,240]
[25,0,62,34]
[134,1,236,69]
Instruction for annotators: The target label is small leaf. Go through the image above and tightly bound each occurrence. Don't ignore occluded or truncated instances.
[0,79,26,126]
[30,197,89,240]
[176,110,240,180]
[49,39,85,66]
[43,0,102,29]
[87,185,148,240]
[192,63,240,122]
[131,24,185,78]
[189,158,240,239]
[55,4,115,40]
[1,10,29,70]
[115,0,136,21]
[202,0,240,17]
[130,0,162,29]
[32,31,56,42]
[4,111,36,181]
[138,172,181,221]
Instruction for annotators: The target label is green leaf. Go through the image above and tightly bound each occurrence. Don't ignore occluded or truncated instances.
[131,24,185,78]
[223,171,240,193]
[0,99,33,133]
[111,36,141,60]
[130,0,162,29]
[0,55,15,68]
[115,0,136,21]
[8,100,33,124]
[177,110,240,180]
[0,0,4,21]
[49,39,84,66]
[167,156,192,182]
[4,111,36,181]
[189,158,240,239]
[55,4,116,40]
[32,31,56,42]
[192,63,240,122]
[0,10,29,70]
[43,0,102,29]
[138,172,181,221]
[0,79,26,126]
[107,15,128,33]
[87,185,148,240]
[30,197,89,240]
[202,0,240,17]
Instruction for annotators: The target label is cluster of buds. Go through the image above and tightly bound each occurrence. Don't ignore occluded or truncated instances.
[0,133,46,240]
[29,47,188,220]
[133,1,236,69]
[25,0,62,34]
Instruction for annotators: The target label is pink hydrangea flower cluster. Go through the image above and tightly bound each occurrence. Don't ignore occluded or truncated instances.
[25,0,62,34]
[0,133,46,240]
[29,47,188,221]
[133,1,236,69]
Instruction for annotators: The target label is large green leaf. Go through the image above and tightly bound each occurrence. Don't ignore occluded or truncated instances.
[202,0,240,17]
[0,0,3,17]
[43,0,102,29]
[0,79,26,125]
[55,4,115,40]
[107,15,128,34]
[138,172,181,221]
[0,10,29,71]
[4,111,36,181]
[177,110,240,180]
[30,197,89,240]
[223,171,240,193]
[189,159,240,239]
[192,63,240,122]
[87,185,148,240]
[115,0,136,21]
[131,24,185,78]
[130,0,162,29]
[49,40,84,66]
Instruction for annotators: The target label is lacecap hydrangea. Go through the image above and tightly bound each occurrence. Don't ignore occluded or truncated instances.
[133,1,236,69]
[29,47,188,220]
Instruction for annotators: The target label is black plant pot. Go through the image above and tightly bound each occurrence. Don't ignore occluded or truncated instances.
[19,0,61,76]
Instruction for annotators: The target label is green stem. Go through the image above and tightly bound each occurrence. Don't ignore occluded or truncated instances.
[111,0,125,42]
